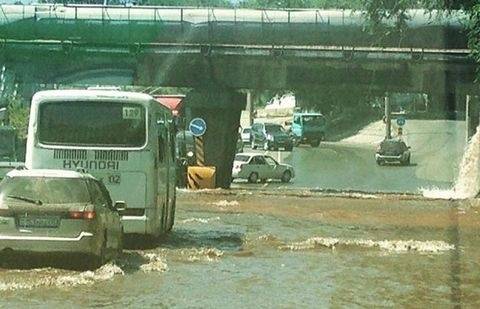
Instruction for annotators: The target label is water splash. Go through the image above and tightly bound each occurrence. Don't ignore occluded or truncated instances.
[139,253,168,273]
[180,217,221,224]
[210,200,239,207]
[279,237,454,254]
[422,126,480,199]
[177,248,224,262]
[0,252,171,291]
[0,263,124,291]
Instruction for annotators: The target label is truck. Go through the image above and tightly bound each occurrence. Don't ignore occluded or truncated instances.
[290,112,327,147]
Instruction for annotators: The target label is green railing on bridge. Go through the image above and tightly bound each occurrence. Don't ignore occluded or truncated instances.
[0,4,468,49]
[0,4,465,26]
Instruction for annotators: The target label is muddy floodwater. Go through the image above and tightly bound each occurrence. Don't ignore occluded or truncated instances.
[0,189,479,307]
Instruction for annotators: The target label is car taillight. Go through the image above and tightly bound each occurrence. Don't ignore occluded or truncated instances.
[69,211,96,220]
[234,164,243,170]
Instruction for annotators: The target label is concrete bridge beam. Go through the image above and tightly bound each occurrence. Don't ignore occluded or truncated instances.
[183,85,246,188]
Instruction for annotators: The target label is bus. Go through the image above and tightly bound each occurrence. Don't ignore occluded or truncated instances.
[25,90,177,237]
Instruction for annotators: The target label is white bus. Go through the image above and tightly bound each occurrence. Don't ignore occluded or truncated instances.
[25,90,177,237]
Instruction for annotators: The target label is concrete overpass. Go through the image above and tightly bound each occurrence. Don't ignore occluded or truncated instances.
[0,5,473,94]
[0,4,476,187]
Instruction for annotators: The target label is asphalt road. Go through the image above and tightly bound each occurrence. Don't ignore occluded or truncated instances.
[233,120,466,193]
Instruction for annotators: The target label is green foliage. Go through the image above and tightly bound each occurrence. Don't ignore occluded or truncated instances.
[145,0,364,9]
[468,4,480,80]
[359,1,479,79]
[6,96,29,140]
[239,0,362,9]
[144,0,232,7]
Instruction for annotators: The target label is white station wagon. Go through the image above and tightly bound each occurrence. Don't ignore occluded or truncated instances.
[0,169,124,268]
[232,153,295,183]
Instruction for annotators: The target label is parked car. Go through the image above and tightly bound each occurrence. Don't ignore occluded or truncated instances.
[250,123,293,151]
[0,169,124,268]
[375,138,411,166]
[240,127,252,144]
[290,112,326,147]
[232,153,295,183]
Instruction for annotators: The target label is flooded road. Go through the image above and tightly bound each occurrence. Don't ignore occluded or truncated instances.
[0,120,476,307]
[1,190,479,307]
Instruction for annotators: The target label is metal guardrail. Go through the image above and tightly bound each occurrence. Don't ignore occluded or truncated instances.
[0,4,464,26]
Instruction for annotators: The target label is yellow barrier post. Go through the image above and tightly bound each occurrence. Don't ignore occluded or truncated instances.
[187,166,216,189]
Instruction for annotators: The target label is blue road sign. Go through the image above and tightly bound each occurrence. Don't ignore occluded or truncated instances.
[396,116,406,126]
[189,118,207,137]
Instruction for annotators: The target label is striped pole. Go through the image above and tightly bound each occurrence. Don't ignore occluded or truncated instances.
[195,136,205,166]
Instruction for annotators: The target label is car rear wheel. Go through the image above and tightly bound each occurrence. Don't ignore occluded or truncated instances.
[248,172,259,183]
[376,159,384,166]
[116,229,124,257]
[91,232,108,269]
[281,170,292,183]
[401,156,411,166]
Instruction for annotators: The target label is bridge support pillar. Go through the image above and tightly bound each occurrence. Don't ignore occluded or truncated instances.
[184,86,246,188]
[465,94,480,141]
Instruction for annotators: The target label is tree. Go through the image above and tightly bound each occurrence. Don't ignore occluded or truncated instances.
[359,1,479,79]
[144,0,232,7]
[468,4,480,80]
[6,96,29,140]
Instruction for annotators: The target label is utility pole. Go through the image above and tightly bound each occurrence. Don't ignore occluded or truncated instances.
[385,94,391,139]
[466,94,471,142]
[246,90,254,126]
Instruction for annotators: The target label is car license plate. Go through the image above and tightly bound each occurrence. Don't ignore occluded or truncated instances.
[18,216,60,228]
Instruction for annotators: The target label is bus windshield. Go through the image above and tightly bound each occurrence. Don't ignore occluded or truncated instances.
[38,101,146,147]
